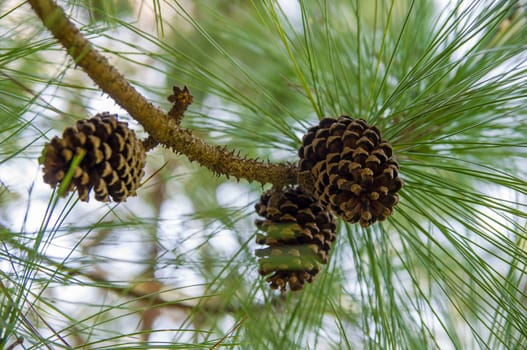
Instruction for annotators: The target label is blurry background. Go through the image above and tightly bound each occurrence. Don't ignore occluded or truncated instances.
[1,0,527,349]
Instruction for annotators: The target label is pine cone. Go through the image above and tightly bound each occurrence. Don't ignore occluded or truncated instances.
[298,116,403,227]
[254,186,337,292]
[40,112,146,202]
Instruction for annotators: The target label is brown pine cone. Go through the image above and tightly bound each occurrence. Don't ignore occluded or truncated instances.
[40,112,146,202]
[298,116,403,227]
[255,186,337,292]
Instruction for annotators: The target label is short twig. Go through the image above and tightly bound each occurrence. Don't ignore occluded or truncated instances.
[209,315,248,349]
[167,85,193,125]
[5,337,24,350]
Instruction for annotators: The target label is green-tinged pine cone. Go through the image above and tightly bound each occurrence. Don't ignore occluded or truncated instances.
[40,112,146,202]
[298,116,403,227]
[254,186,337,292]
